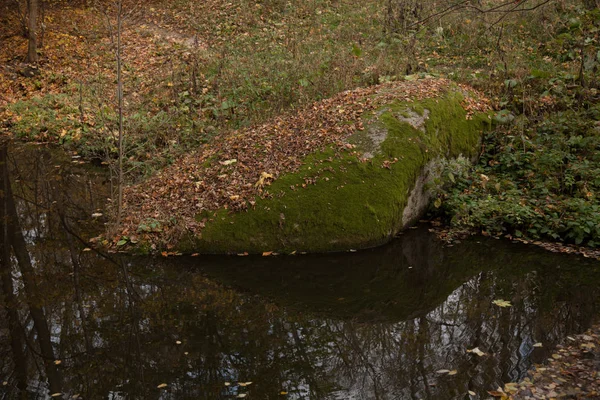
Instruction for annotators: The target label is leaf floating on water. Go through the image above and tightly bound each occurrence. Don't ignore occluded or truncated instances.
[533,342,543,347]
[176,340,182,345]
[467,347,485,356]
[468,391,476,396]
[224,382,231,386]
[237,394,247,398]
[2,382,7,386]
[448,370,458,376]
[436,369,450,374]
[91,213,103,218]
[157,383,168,389]
[54,360,62,365]
[51,394,63,398]
[244,382,253,386]
[262,251,273,256]
[492,299,512,308]
[239,382,247,387]
[487,389,508,398]
[82,248,91,252]
[280,391,288,395]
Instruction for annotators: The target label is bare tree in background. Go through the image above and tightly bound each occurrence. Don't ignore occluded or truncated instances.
[26,0,39,62]
[97,0,127,230]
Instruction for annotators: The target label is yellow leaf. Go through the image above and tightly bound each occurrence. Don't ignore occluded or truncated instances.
[51,394,63,398]
[255,172,274,188]
[54,360,62,365]
[157,383,168,389]
[280,391,288,395]
[533,342,543,347]
[262,251,273,256]
[448,370,457,375]
[467,347,485,356]
[492,299,512,308]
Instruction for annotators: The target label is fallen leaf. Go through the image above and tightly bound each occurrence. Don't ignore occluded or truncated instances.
[54,360,62,365]
[492,299,512,307]
[157,383,168,389]
[448,370,458,375]
[533,342,543,347]
[436,369,450,374]
[467,347,485,356]
[262,251,273,256]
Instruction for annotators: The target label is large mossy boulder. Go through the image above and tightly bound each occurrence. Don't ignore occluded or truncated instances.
[121,78,490,254]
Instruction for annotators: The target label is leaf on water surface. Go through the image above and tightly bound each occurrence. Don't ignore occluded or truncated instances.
[237,394,247,398]
[83,248,91,252]
[487,390,509,399]
[436,369,450,374]
[51,394,62,398]
[280,391,288,395]
[468,391,476,396]
[176,340,182,344]
[91,213,103,218]
[533,342,543,347]
[448,370,458,375]
[157,383,168,389]
[262,251,273,256]
[191,253,199,256]
[54,360,62,365]
[224,382,231,386]
[245,382,253,386]
[492,299,512,307]
[467,347,485,356]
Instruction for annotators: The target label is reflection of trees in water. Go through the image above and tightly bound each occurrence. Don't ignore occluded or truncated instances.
[0,143,598,399]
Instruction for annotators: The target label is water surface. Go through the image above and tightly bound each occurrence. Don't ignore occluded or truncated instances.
[0,143,598,399]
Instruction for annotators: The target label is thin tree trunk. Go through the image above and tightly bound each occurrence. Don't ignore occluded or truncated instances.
[26,0,38,63]
[116,0,124,228]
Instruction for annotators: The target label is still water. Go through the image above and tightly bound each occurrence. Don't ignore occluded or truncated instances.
[0,142,599,400]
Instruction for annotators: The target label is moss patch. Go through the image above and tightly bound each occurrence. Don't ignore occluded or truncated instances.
[180,89,490,254]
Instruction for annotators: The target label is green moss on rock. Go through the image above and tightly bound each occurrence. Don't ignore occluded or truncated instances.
[180,89,490,254]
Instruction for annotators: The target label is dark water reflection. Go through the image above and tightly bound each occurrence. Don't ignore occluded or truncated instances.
[0,142,599,400]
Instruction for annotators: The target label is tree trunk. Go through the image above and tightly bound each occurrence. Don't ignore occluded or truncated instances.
[26,0,39,63]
